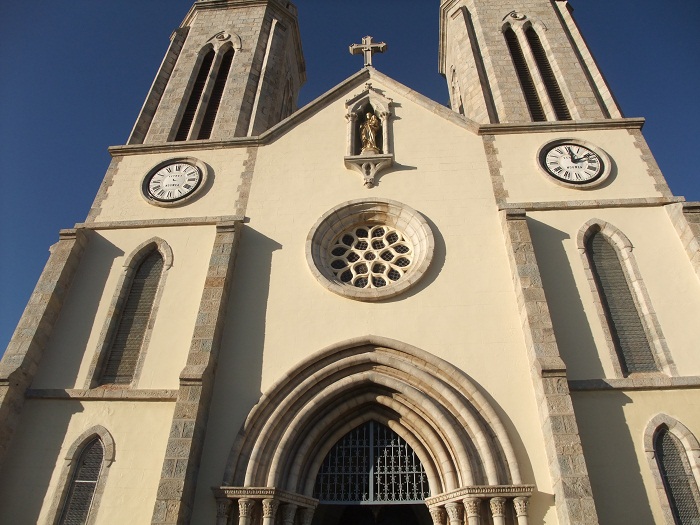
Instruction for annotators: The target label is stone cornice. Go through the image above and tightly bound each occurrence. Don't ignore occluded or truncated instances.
[213,487,319,508]
[569,376,700,392]
[76,216,245,230]
[25,389,178,401]
[500,197,684,212]
[479,117,645,135]
[425,485,535,506]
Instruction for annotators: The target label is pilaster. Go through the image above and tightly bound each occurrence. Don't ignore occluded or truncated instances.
[501,209,598,525]
[151,220,243,524]
[0,228,88,472]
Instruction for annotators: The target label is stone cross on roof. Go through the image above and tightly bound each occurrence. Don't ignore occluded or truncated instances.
[349,36,387,68]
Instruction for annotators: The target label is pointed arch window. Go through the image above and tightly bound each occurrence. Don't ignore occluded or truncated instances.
[524,27,571,121]
[175,48,215,141]
[655,426,700,524]
[586,230,658,374]
[504,27,545,122]
[198,47,234,139]
[100,249,164,384]
[58,437,104,524]
[313,421,430,503]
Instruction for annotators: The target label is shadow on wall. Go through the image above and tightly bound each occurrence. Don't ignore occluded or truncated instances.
[572,391,655,523]
[0,402,83,523]
[190,227,281,518]
[34,231,124,388]
[527,218,606,379]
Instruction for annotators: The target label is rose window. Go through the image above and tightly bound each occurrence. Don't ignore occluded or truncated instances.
[329,225,413,289]
[307,199,434,301]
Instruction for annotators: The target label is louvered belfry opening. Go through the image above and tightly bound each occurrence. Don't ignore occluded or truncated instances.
[198,48,234,139]
[525,27,571,121]
[313,421,430,504]
[100,250,163,385]
[175,48,215,141]
[586,231,658,374]
[504,28,545,122]
[59,438,104,525]
[655,427,700,524]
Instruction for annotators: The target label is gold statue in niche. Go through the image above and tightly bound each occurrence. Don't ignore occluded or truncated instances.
[360,111,381,153]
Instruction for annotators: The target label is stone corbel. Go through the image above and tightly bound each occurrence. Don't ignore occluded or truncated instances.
[344,153,394,188]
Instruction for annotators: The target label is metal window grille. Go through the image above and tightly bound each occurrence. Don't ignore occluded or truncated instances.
[656,428,700,524]
[313,421,430,504]
[504,28,546,122]
[59,438,103,525]
[587,232,658,374]
[101,250,163,384]
[524,27,571,121]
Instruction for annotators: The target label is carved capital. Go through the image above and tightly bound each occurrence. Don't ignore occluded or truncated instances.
[513,497,529,517]
[346,112,358,122]
[463,498,481,518]
[445,502,463,523]
[239,498,255,518]
[262,499,280,519]
[490,497,506,517]
[429,506,446,525]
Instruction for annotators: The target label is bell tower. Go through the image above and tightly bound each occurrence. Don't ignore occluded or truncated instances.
[439,0,621,123]
[128,0,305,144]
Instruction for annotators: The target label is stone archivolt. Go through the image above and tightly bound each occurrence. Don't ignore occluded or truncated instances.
[216,336,531,524]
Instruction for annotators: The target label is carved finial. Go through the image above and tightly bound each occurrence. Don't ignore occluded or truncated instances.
[349,36,387,67]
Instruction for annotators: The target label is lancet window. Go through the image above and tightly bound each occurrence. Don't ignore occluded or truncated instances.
[504,27,545,122]
[313,421,430,504]
[655,426,700,524]
[524,27,571,120]
[58,438,104,524]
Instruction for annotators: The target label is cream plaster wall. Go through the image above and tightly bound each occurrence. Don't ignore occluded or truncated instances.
[32,226,215,390]
[0,399,173,524]
[572,390,700,524]
[494,130,663,204]
[529,207,700,380]
[91,149,249,223]
[191,80,557,523]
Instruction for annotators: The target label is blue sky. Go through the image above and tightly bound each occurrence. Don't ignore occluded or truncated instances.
[1,1,699,350]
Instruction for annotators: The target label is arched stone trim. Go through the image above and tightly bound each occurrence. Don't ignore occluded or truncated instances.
[577,219,676,377]
[223,336,522,500]
[84,238,172,388]
[644,415,700,524]
[206,30,243,53]
[47,425,115,525]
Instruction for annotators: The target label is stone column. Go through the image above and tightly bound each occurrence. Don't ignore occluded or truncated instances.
[346,112,357,155]
[280,504,297,525]
[0,228,87,471]
[262,499,280,525]
[445,502,464,525]
[216,498,233,525]
[463,498,481,525]
[238,499,255,525]
[429,506,446,525]
[489,498,506,525]
[513,497,529,525]
[299,507,315,525]
[380,111,391,155]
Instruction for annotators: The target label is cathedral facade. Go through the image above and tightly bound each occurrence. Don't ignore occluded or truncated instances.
[1,1,700,524]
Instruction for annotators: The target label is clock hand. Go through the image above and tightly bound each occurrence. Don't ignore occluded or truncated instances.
[566,146,579,162]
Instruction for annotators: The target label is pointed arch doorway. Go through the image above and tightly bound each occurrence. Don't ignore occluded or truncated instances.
[312,420,431,525]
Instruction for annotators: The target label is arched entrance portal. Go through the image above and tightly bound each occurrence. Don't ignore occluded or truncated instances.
[214,337,534,525]
[312,421,431,525]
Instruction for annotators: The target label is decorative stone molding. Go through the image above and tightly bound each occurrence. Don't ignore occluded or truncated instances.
[238,498,255,517]
[306,199,435,301]
[445,502,463,525]
[213,487,319,509]
[513,496,529,523]
[463,498,481,517]
[489,497,506,517]
[429,506,447,525]
[344,82,394,187]
[425,485,534,506]
[576,219,676,377]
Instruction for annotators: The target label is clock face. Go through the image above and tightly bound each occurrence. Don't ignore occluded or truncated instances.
[543,143,604,185]
[145,161,202,203]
